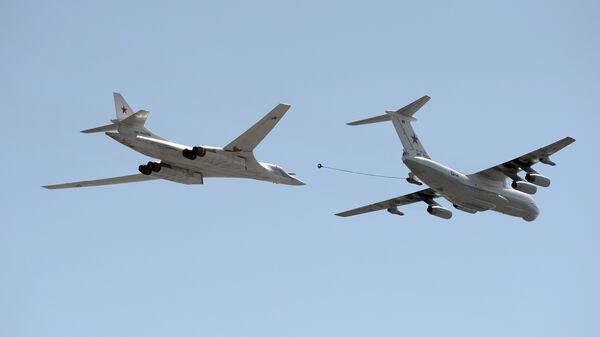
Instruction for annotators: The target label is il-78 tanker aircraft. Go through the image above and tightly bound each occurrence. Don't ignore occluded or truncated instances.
[44,93,304,189]
[337,96,574,221]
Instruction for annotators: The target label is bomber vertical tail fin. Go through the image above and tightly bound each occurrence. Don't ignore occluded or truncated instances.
[347,95,430,158]
[114,92,135,120]
[81,93,150,134]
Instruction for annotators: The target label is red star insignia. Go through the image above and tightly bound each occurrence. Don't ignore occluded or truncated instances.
[121,106,127,113]
[411,134,419,144]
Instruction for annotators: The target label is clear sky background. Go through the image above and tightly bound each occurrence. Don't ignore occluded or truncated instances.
[1,1,599,336]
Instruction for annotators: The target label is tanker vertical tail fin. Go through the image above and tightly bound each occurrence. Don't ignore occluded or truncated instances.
[347,96,431,158]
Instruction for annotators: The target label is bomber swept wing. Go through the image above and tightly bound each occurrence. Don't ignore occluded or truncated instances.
[470,137,576,184]
[336,188,439,217]
[43,174,158,189]
[223,104,290,152]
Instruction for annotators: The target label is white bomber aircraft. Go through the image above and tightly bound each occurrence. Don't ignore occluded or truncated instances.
[44,93,305,189]
[337,96,575,221]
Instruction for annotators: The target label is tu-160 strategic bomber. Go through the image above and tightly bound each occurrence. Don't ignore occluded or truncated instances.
[336,96,575,221]
[44,93,305,189]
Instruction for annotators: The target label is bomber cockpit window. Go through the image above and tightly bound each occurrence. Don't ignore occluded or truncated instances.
[274,166,288,177]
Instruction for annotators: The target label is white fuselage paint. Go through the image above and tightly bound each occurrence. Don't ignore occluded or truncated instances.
[403,156,539,221]
[106,132,304,186]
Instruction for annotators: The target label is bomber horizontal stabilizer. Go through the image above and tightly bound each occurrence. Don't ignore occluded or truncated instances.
[81,110,149,133]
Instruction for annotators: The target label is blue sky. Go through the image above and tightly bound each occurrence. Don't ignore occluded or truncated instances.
[1,0,599,336]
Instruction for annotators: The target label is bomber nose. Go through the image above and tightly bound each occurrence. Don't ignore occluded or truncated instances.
[291,177,305,186]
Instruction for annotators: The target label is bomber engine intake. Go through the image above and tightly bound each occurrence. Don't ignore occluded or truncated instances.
[525,173,551,187]
[427,205,453,219]
[512,180,537,195]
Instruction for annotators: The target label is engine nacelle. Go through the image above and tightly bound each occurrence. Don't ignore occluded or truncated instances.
[427,205,453,219]
[153,164,204,184]
[139,162,202,184]
[182,146,207,160]
[139,161,162,175]
[540,156,556,166]
[139,164,152,175]
[525,173,551,187]
[406,172,423,186]
[512,180,537,195]
[453,204,477,214]
[183,147,246,170]
[387,206,404,216]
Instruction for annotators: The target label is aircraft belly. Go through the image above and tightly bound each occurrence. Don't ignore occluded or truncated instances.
[430,170,533,218]
[412,164,507,213]
[118,136,253,177]
[458,186,530,218]
[113,134,280,183]
[443,187,497,212]
[164,158,248,178]
[434,177,509,213]
[116,135,181,160]
[491,193,532,217]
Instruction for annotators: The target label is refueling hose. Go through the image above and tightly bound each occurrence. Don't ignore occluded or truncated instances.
[317,163,404,180]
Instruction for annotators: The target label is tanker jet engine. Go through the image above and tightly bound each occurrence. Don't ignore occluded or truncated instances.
[44,93,304,189]
[336,96,574,221]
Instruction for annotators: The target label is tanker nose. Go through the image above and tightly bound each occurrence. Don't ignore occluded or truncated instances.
[523,202,539,222]
[402,156,426,175]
